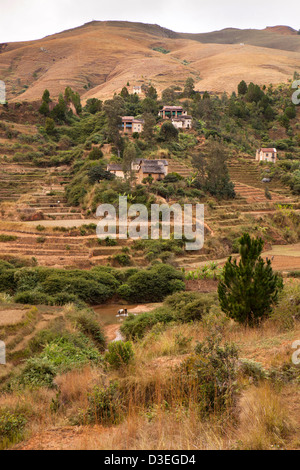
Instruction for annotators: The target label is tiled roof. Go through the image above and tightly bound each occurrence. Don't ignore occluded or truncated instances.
[172,115,192,121]
[107,164,123,171]
[141,161,166,174]
[161,106,183,110]
[259,148,277,152]
[134,159,168,166]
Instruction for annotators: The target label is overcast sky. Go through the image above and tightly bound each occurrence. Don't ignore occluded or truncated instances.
[0,0,299,43]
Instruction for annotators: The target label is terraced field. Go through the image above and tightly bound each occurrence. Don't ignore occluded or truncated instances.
[0,124,299,270]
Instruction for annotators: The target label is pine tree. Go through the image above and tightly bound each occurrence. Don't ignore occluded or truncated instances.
[238,80,248,96]
[39,89,51,116]
[218,233,283,326]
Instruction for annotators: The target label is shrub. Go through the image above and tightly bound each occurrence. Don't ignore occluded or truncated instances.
[70,310,107,351]
[179,293,217,322]
[0,235,17,242]
[105,341,134,369]
[0,411,27,449]
[121,307,176,340]
[180,335,239,413]
[113,254,131,267]
[126,264,185,302]
[41,275,112,304]
[18,357,57,388]
[88,148,103,160]
[117,284,133,300]
[86,383,123,425]
[14,291,55,306]
[239,359,268,383]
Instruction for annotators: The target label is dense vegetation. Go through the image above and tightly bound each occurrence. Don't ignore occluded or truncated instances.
[0,260,185,306]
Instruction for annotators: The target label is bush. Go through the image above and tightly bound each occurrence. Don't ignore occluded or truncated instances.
[41,275,112,304]
[180,335,239,414]
[18,357,57,388]
[179,293,217,322]
[14,291,55,306]
[121,307,176,340]
[126,264,185,302]
[0,235,17,242]
[113,254,131,267]
[70,310,107,351]
[105,341,134,369]
[86,383,123,425]
[0,411,27,449]
[88,148,103,160]
[117,284,133,300]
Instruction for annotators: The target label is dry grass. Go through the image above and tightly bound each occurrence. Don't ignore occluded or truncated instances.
[235,383,296,450]
[1,22,299,103]
[54,366,103,415]
[75,410,228,450]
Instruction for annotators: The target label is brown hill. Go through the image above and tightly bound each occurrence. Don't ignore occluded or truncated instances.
[264,25,298,36]
[0,21,300,102]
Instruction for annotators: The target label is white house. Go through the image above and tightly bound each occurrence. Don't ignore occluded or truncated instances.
[106,164,125,179]
[133,86,142,95]
[256,148,277,163]
[171,115,193,130]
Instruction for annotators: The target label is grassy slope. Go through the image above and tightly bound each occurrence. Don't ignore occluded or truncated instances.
[0,22,300,101]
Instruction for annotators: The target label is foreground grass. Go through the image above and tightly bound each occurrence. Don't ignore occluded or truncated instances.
[0,283,299,450]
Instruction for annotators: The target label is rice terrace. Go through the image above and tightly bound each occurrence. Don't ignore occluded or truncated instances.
[0,5,300,452]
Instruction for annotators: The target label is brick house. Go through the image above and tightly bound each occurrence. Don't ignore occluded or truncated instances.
[107,159,168,183]
[121,116,144,134]
[159,106,187,119]
[256,148,277,163]
[106,164,125,178]
[136,160,168,184]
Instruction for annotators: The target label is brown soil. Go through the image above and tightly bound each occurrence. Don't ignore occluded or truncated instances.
[0,309,27,326]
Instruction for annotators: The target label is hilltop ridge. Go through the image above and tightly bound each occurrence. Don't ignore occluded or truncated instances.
[0,21,299,102]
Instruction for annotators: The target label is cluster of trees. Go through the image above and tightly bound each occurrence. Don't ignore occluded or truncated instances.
[39,87,82,123]
[0,261,185,307]
[192,140,236,199]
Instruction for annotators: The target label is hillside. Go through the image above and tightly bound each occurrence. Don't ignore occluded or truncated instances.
[0,21,300,101]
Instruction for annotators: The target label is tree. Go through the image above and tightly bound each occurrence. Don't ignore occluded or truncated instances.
[285,106,297,120]
[245,83,264,103]
[84,98,102,114]
[120,87,130,100]
[159,121,178,141]
[184,77,195,97]
[142,112,156,141]
[64,87,82,114]
[218,233,283,326]
[39,89,51,116]
[238,80,248,96]
[51,93,68,122]
[122,142,137,180]
[44,118,56,136]
[141,97,158,116]
[161,87,177,105]
[42,89,51,103]
[145,85,158,101]
[103,96,125,151]
[192,140,235,199]
[88,164,115,184]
